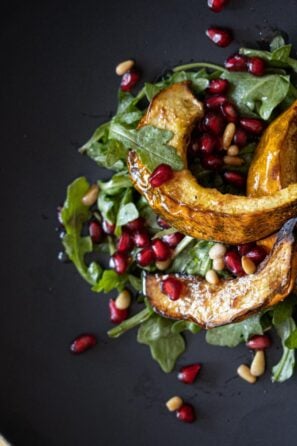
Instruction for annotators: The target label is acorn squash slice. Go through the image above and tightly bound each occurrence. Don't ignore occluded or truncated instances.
[128,82,297,244]
[144,218,297,329]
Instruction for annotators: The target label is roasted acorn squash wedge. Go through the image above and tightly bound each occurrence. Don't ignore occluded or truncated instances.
[144,218,297,329]
[128,82,297,244]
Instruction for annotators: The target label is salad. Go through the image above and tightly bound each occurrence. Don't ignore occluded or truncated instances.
[59,31,297,421]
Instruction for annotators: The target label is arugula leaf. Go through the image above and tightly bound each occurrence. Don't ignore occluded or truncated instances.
[171,320,201,334]
[108,306,153,338]
[92,270,128,292]
[272,295,296,325]
[206,314,263,348]
[109,122,184,171]
[115,188,139,230]
[137,314,185,372]
[170,240,214,277]
[98,172,132,195]
[272,317,296,382]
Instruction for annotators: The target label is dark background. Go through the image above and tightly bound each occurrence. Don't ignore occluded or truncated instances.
[2,1,297,445]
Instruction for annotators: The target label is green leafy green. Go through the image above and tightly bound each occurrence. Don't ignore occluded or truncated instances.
[92,270,128,293]
[170,240,214,276]
[206,314,263,348]
[137,314,185,372]
[272,295,296,325]
[115,189,139,229]
[98,172,132,195]
[171,320,201,334]
[108,306,153,338]
[272,317,296,382]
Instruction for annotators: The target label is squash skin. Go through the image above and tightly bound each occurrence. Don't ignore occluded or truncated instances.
[144,218,297,329]
[128,83,297,244]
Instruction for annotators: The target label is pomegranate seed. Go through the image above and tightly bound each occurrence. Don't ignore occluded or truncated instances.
[246,334,272,350]
[162,232,184,248]
[195,120,206,133]
[247,57,266,76]
[208,78,229,94]
[239,118,265,135]
[157,216,171,229]
[161,277,183,300]
[137,247,156,266]
[89,221,103,244]
[237,242,256,256]
[205,95,227,109]
[133,230,150,248]
[245,246,267,265]
[199,133,219,154]
[70,334,97,354]
[206,27,233,47]
[109,252,129,274]
[125,217,145,231]
[207,0,229,13]
[117,230,134,253]
[120,69,140,92]
[149,164,174,188]
[109,299,128,324]
[223,171,246,188]
[221,102,238,123]
[152,239,171,261]
[201,153,223,171]
[204,112,225,135]
[233,128,248,147]
[224,250,245,276]
[178,363,201,384]
[225,54,248,72]
[102,220,115,235]
[176,403,196,423]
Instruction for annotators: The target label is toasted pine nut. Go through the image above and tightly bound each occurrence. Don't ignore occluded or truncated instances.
[209,243,226,260]
[241,256,256,275]
[223,123,236,149]
[237,364,256,384]
[213,257,225,271]
[81,184,99,206]
[227,144,239,156]
[166,396,183,412]
[115,290,131,310]
[156,259,172,271]
[223,155,244,166]
[115,59,134,76]
[250,350,265,377]
[205,269,220,285]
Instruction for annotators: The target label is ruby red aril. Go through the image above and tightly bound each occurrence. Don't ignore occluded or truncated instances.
[233,128,248,147]
[161,276,183,300]
[201,153,223,171]
[225,54,248,72]
[133,230,150,248]
[246,334,272,350]
[245,246,267,265]
[125,217,145,231]
[247,57,266,76]
[152,239,171,261]
[109,299,129,324]
[221,102,238,123]
[199,133,219,154]
[203,112,225,135]
[239,118,265,135]
[162,232,184,248]
[207,0,229,12]
[117,230,134,253]
[223,171,246,188]
[224,250,245,276]
[178,363,201,384]
[176,403,196,423]
[89,221,103,244]
[70,334,97,354]
[206,27,233,47]
[237,242,256,257]
[137,247,156,266]
[157,216,171,229]
[110,252,129,274]
[208,78,229,94]
[149,164,174,188]
[102,219,115,235]
[205,95,227,110]
[120,69,140,92]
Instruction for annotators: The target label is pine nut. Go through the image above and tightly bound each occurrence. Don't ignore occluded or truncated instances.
[156,259,172,271]
[209,243,226,260]
[223,156,244,166]
[81,184,99,206]
[115,290,131,310]
[223,123,236,149]
[241,256,256,275]
[237,364,256,384]
[166,396,183,412]
[205,269,220,285]
[250,350,265,377]
[213,257,225,271]
[227,144,239,156]
[115,59,134,76]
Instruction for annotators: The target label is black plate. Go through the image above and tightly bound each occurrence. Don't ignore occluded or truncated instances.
[2,1,297,445]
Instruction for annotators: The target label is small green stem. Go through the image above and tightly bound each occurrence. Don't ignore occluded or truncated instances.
[107,306,153,338]
[173,62,226,73]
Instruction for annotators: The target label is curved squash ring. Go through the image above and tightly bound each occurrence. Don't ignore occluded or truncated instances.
[128,82,297,244]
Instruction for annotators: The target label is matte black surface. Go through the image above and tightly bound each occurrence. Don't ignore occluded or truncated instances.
[2,1,297,445]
